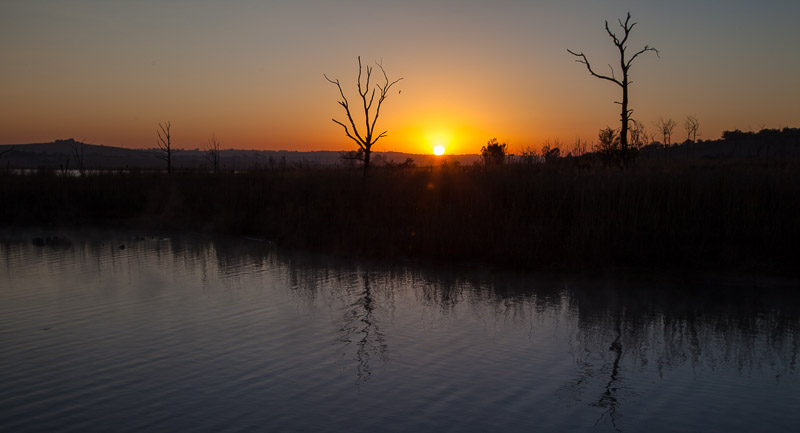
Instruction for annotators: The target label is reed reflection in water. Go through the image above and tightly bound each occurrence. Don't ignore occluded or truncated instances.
[1,230,798,433]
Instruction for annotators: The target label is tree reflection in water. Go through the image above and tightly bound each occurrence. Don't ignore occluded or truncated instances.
[594,306,624,431]
[158,237,397,386]
[26,232,794,429]
[174,239,800,404]
[337,271,389,385]
[564,283,800,431]
[7,229,800,432]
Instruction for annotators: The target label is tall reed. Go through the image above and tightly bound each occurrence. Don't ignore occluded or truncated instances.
[2,159,797,272]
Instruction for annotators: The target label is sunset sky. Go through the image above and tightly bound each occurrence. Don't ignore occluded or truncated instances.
[1,0,798,155]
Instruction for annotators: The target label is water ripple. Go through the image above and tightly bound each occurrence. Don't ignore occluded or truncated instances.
[1,231,799,432]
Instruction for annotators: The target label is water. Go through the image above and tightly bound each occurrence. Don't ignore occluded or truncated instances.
[1,230,798,432]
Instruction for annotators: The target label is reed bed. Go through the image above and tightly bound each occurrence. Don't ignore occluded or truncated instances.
[2,159,797,272]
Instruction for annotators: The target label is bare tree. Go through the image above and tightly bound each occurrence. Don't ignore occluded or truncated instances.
[684,115,700,143]
[684,115,700,159]
[629,119,648,150]
[205,134,221,174]
[324,57,403,178]
[71,139,88,176]
[155,121,177,174]
[655,117,677,159]
[568,12,659,159]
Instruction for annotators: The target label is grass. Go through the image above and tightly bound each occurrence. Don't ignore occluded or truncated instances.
[2,158,798,273]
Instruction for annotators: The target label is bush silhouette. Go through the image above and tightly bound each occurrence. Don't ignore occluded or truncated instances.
[480,138,507,165]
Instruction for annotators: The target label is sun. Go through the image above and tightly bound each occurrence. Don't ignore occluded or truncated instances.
[433,145,445,155]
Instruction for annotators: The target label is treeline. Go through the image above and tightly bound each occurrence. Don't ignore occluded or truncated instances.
[2,159,798,274]
[507,126,800,163]
[2,127,799,174]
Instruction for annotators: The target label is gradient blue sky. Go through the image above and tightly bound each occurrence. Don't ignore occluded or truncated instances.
[1,0,798,154]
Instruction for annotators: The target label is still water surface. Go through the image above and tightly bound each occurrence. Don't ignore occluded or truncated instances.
[1,230,798,432]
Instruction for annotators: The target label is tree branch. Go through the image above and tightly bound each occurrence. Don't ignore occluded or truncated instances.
[332,118,366,150]
[626,45,660,68]
[373,130,388,144]
[324,73,366,145]
[618,13,634,46]
[369,61,403,140]
[357,57,374,141]
[605,21,621,47]
[156,122,170,152]
[567,49,622,86]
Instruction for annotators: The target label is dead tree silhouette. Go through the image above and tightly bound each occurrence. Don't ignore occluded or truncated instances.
[656,117,677,159]
[324,57,403,178]
[568,12,659,161]
[684,115,700,158]
[629,119,648,150]
[155,121,177,174]
[205,134,221,174]
[684,115,700,143]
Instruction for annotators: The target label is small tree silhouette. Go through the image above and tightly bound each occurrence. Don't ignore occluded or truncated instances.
[684,115,700,159]
[568,12,659,160]
[205,134,221,174]
[654,117,677,160]
[481,138,508,165]
[629,119,648,150]
[684,115,700,143]
[656,117,676,148]
[324,57,402,178]
[155,121,177,174]
[595,126,622,164]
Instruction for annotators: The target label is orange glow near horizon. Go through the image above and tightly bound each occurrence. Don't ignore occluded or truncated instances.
[1,3,798,154]
[425,130,452,155]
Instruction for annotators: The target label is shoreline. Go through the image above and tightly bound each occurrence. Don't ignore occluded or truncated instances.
[3,226,798,291]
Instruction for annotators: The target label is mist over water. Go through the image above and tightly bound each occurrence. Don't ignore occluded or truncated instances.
[1,230,798,432]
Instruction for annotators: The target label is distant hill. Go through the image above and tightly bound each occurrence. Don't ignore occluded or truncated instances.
[0,138,480,170]
[0,139,153,169]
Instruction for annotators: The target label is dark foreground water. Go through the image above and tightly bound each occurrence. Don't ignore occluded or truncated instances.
[1,230,798,432]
